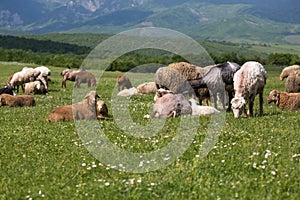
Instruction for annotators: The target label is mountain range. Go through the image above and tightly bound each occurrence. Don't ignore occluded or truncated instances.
[1,0,300,44]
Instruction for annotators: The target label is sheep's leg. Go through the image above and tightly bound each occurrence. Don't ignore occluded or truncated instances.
[62,80,66,88]
[259,91,264,116]
[227,90,234,112]
[21,84,25,93]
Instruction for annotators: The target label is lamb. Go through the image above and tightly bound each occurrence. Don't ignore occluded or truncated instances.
[46,90,99,122]
[188,98,220,116]
[61,68,80,88]
[75,71,97,88]
[0,94,35,107]
[136,82,157,94]
[149,93,192,118]
[189,61,241,111]
[9,67,41,93]
[96,100,109,119]
[230,61,267,118]
[267,90,300,111]
[116,74,133,91]
[24,80,47,95]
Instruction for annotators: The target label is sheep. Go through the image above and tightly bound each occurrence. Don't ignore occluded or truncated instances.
[279,65,299,80]
[117,87,138,97]
[149,93,192,118]
[116,74,133,91]
[0,85,15,96]
[35,66,51,91]
[75,71,97,88]
[267,90,300,111]
[285,70,300,93]
[24,80,47,95]
[61,68,80,88]
[230,61,267,118]
[188,98,220,116]
[9,67,41,93]
[46,91,99,122]
[96,100,109,119]
[136,82,157,94]
[153,88,174,102]
[189,61,241,111]
[0,94,35,107]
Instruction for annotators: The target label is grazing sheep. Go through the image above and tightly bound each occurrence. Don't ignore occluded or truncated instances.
[279,65,299,80]
[35,66,51,91]
[0,94,35,107]
[150,93,192,118]
[9,67,41,93]
[116,74,133,91]
[24,80,47,95]
[61,68,80,88]
[231,61,267,118]
[96,100,109,119]
[189,61,241,111]
[136,82,157,94]
[285,70,300,93]
[188,98,220,116]
[267,90,300,111]
[117,87,138,97]
[75,71,97,88]
[46,91,99,122]
[0,86,15,96]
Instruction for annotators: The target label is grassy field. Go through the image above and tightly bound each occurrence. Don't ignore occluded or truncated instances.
[0,62,299,199]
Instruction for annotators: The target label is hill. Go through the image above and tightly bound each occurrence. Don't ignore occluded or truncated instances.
[1,0,300,44]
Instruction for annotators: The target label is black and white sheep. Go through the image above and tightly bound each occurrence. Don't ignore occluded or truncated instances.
[0,86,15,96]
[267,90,300,111]
[189,61,241,111]
[231,61,267,118]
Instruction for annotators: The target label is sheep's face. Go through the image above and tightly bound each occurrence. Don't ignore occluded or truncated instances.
[231,97,246,118]
[267,90,279,104]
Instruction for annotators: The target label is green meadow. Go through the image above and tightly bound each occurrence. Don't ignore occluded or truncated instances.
[0,62,299,199]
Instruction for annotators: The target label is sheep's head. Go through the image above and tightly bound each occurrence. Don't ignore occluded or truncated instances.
[231,97,246,118]
[279,71,288,81]
[267,90,280,104]
[84,91,100,107]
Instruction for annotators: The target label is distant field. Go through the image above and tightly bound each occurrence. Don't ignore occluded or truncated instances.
[0,62,299,199]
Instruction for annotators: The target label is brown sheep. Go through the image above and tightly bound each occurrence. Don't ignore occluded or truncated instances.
[75,71,97,88]
[285,70,300,93]
[96,100,109,119]
[60,68,80,88]
[279,65,299,80]
[0,94,35,107]
[136,82,157,94]
[46,91,99,122]
[267,90,300,111]
[116,74,133,91]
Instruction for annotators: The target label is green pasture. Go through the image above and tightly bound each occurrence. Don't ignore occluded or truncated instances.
[0,62,299,199]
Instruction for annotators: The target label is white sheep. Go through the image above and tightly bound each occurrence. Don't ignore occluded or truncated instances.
[35,66,51,91]
[188,98,220,116]
[9,67,41,93]
[279,65,299,80]
[136,82,157,94]
[24,80,47,95]
[231,61,267,118]
[117,87,138,97]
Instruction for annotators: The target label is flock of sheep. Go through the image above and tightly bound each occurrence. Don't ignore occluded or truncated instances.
[0,62,299,122]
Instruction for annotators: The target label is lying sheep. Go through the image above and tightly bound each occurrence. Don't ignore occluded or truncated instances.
[75,71,97,88]
[188,98,220,116]
[150,93,192,118]
[46,91,99,122]
[24,80,47,95]
[267,90,300,111]
[117,87,138,97]
[231,61,267,118]
[0,94,35,107]
[136,82,157,94]
[116,74,133,91]
[96,100,109,119]
[61,68,80,88]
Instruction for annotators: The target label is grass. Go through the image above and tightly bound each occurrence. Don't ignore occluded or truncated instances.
[0,62,299,199]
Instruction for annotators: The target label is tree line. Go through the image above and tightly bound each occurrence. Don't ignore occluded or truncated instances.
[0,35,299,71]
